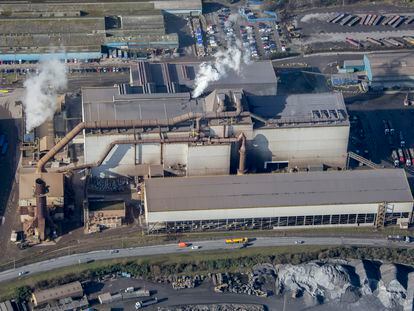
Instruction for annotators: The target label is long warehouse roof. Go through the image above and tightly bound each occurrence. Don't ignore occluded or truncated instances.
[130,61,278,89]
[145,169,413,212]
[82,89,204,121]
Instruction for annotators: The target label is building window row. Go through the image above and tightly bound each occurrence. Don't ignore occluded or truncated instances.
[148,212,410,234]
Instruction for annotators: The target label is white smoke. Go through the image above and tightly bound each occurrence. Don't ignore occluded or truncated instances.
[192,41,250,98]
[23,59,67,132]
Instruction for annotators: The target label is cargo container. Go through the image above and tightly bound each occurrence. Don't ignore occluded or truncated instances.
[329,13,345,23]
[387,15,400,26]
[402,36,414,45]
[368,15,377,25]
[409,148,414,163]
[391,17,405,28]
[399,131,405,147]
[383,120,390,135]
[364,14,372,25]
[135,297,158,309]
[381,15,394,25]
[405,17,414,25]
[367,37,383,46]
[347,16,360,26]
[388,121,395,135]
[398,148,405,164]
[391,150,399,167]
[346,37,362,48]
[0,134,5,147]
[340,15,354,26]
[404,148,411,166]
[382,38,402,47]
[373,15,383,25]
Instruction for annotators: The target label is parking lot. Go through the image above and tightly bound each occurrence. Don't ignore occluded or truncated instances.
[291,5,414,53]
[345,93,414,173]
[202,7,283,59]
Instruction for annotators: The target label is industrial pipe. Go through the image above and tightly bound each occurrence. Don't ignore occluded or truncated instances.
[36,111,250,173]
[57,136,240,172]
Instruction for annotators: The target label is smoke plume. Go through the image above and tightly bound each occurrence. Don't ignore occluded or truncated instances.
[192,41,250,98]
[23,59,67,132]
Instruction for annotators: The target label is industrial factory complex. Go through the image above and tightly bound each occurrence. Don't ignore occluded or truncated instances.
[0,0,203,62]
[13,55,414,241]
[3,2,414,309]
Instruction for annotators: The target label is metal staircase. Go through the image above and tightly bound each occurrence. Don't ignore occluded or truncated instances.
[347,151,383,169]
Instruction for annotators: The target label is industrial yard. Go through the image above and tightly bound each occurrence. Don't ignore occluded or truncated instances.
[1,0,414,310]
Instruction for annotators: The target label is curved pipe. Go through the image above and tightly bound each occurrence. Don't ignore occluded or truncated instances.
[37,111,249,173]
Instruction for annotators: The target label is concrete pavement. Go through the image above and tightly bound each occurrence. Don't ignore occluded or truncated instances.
[0,236,412,284]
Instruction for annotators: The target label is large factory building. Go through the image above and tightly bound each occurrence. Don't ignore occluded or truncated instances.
[80,76,349,177]
[363,51,414,89]
[143,169,413,233]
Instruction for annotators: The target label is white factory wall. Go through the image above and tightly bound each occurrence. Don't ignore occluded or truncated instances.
[85,134,136,176]
[163,143,188,167]
[146,202,413,223]
[251,125,350,168]
[187,144,231,176]
[85,134,231,177]
[136,143,161,165]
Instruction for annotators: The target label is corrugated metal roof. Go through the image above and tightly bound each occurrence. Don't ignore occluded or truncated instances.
[343,59,364,67]
[247,92,348,123]
[366,52,414,78]
[33,281,83,306]
[145,169,413,212]
[19,173,64,200]
[130,61,277,89]
[82,91,203,122]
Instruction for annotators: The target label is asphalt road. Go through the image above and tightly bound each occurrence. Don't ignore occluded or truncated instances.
[0,236,412,284]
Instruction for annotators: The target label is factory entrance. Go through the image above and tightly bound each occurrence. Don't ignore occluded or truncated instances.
[264,161,289,172]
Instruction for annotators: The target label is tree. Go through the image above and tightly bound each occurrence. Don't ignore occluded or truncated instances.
[14,286,32,303]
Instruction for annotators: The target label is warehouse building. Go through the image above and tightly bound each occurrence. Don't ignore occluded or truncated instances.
[79,78,348,177]
[84,200,126,233]
[363,52,414,89]
[143,169,413,233]
[32,281,83,307]
[0,0,188,61]
[129,60,278,96]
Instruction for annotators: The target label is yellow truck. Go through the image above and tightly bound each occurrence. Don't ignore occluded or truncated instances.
[225,237,248,244]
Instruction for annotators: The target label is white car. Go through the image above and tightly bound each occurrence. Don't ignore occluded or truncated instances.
[191,245,201,250]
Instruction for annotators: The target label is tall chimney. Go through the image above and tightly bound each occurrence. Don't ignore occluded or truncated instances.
[237,134,246,175]
[35,178,46,241]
